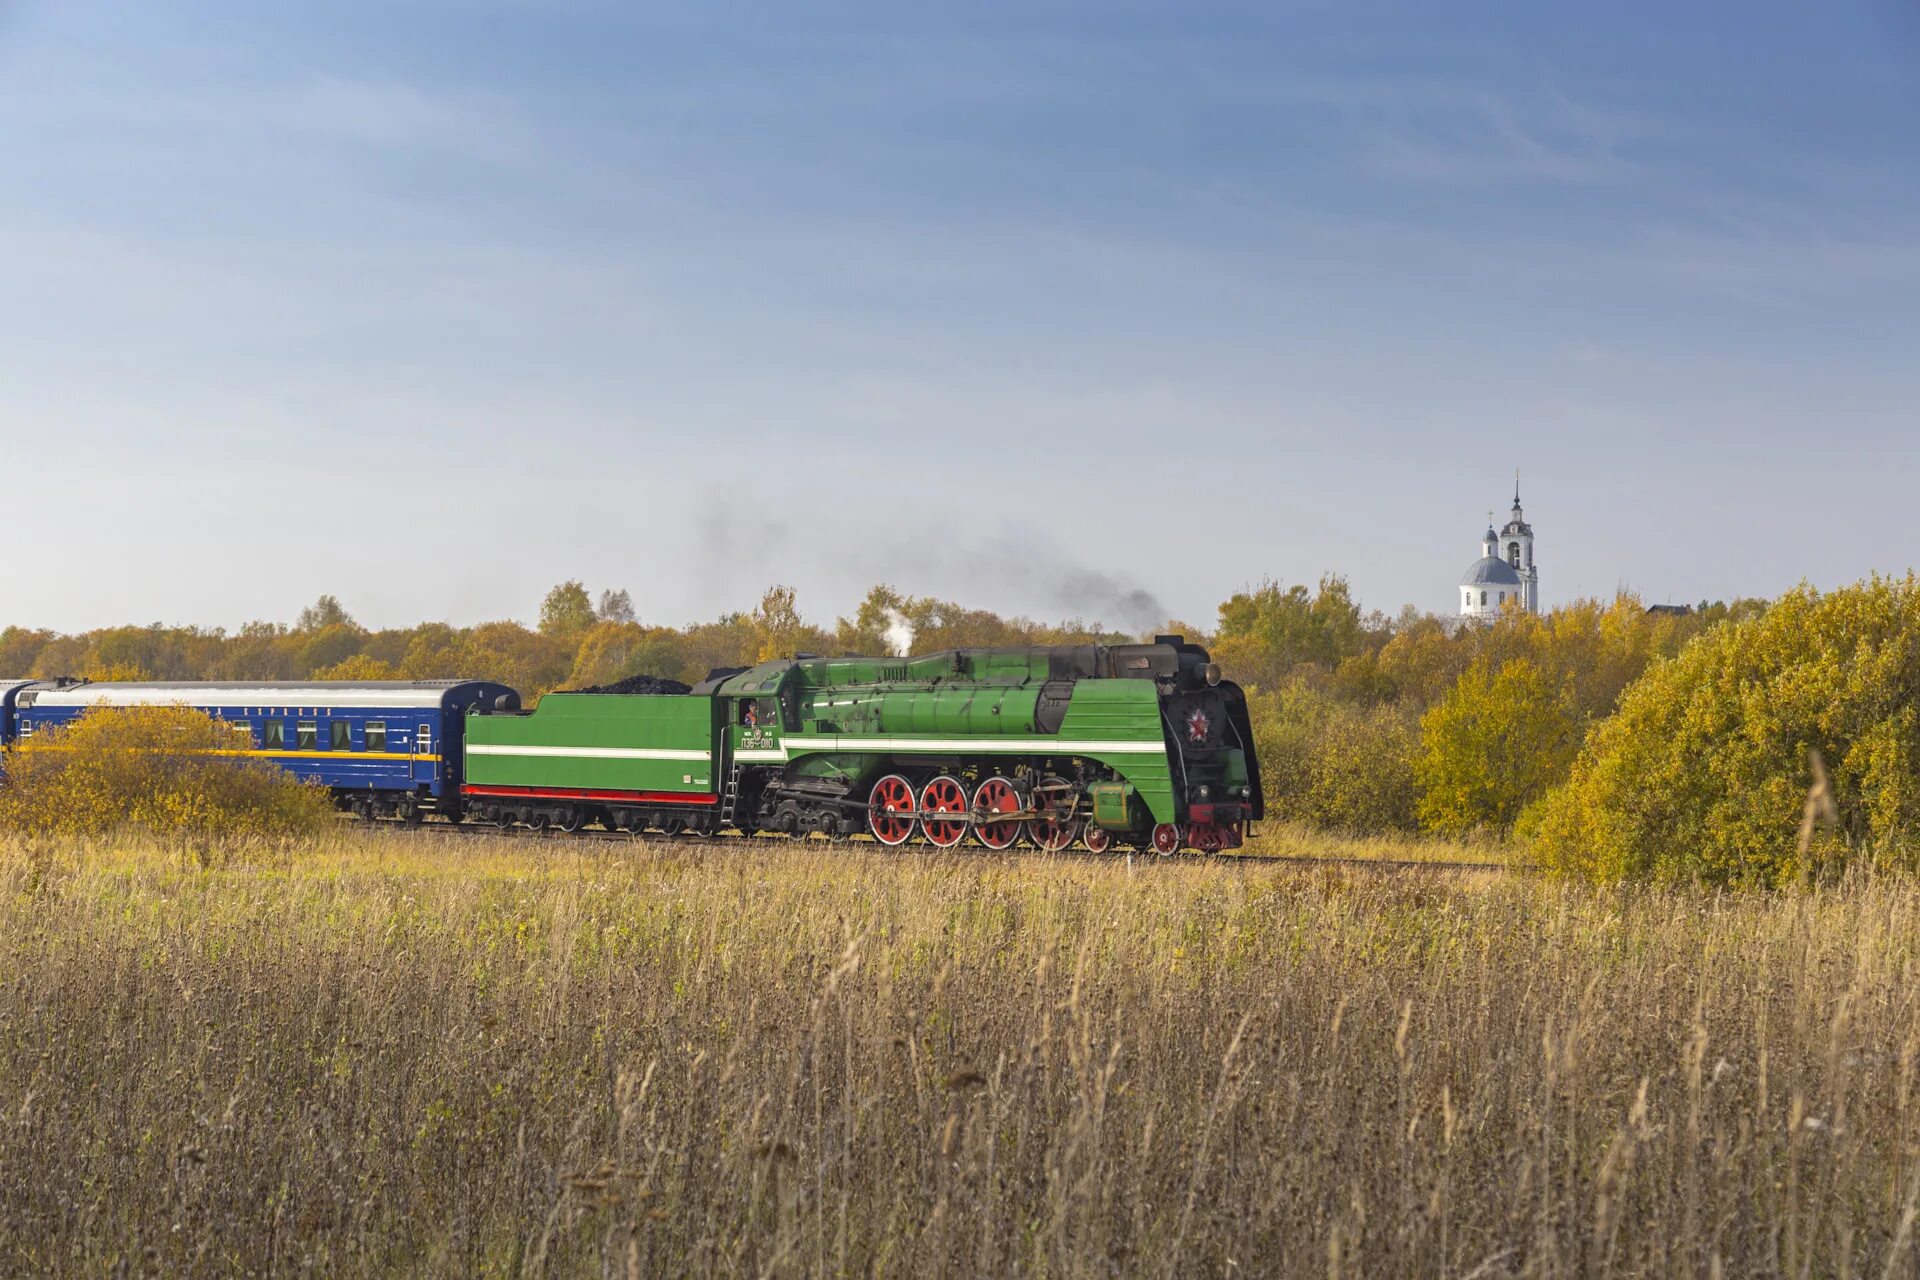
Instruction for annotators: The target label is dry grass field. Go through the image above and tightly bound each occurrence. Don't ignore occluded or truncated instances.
[1240,821,1517,868]
[2,831,1918,1277]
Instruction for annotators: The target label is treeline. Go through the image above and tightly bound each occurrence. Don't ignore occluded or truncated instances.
[0,582,1151,702]
[14,571,1917,884]
[4,576,1753,840]
[1212,578,1764,839]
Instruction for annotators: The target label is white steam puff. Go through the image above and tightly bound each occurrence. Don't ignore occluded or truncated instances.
[882,607,916,657]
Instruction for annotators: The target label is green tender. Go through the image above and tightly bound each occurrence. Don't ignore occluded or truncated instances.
[463,694,717,796]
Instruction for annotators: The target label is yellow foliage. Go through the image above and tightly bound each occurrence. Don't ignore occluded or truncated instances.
[0,706,332,839]
[1529,577,1920,885]
[1415,658,1578,837]
[310,654,397,680]
[1248,682,1419,834]
[82,660,149,682]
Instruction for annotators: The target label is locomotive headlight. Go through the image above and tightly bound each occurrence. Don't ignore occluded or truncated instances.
[1202,663,1222,687]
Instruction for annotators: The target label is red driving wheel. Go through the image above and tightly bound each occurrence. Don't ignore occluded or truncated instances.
[919,776,968,847]
[1151,823,1183,856]
[1082,825,1113,854]
[868,774,918,846]
[971,778,1022,850]
[1025,780,1080,852]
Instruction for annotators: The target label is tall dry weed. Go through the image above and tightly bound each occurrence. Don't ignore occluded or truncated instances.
[0,834,1917,1276]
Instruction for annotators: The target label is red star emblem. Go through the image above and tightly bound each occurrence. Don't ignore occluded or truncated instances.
[1185,708,1210,744]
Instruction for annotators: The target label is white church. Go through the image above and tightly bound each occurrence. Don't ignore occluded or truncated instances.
[1459,484,1539,619]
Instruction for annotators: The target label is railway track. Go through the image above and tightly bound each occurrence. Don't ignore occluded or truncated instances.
[365,817,1520,876]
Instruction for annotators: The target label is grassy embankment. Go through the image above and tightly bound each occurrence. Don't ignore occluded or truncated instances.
[2,830,1916,1277]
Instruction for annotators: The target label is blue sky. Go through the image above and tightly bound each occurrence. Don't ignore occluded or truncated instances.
[3,1,1916,633]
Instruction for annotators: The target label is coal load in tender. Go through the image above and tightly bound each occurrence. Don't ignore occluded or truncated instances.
[573,674,692,696]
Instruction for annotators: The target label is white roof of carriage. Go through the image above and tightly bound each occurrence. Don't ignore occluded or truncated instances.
[26,681,482,710]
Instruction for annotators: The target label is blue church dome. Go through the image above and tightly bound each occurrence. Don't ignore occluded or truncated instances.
[1462,555,1523,588]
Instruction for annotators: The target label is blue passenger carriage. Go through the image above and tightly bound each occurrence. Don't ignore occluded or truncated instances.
[0,679,69,748]
[13,680,519,819]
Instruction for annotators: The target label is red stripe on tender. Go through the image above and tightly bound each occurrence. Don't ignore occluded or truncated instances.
[462,784,718,806]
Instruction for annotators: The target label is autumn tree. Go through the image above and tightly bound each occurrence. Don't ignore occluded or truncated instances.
[1415,658,1579,837]
[1529,579,1918,886]
[596,589,637,624]
[750,585,831,661]
[295,595,353,632]
[1251,682,1419,835]
[297,624,365,675]
[0,628,53,677]
[1211,576,1371,691]
[539,581,597,637]
[311,654,398,680]
[833,585,908,655]
[566,622,692,689]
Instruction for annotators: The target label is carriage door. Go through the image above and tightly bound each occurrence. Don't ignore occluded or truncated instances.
[413,720,435,785]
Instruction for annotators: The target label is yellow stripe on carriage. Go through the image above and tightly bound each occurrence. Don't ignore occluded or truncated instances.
[221,749,441,762]
[13,744,441,763]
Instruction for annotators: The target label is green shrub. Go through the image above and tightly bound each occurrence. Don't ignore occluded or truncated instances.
[1529,577,1920,885]
[1415,658,1579,837]
[1250,683,1419,834]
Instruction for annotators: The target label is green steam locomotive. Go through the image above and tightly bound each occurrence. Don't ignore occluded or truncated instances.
[461,636,1262,853]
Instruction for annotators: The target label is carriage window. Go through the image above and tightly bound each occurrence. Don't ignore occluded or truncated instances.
[365,721,386,752]
[331,720,351,750]
[264,720,285,749]
[230,721,252,745]
[417,723,432,755]
[18,719,32,738]
[297,721,317,750]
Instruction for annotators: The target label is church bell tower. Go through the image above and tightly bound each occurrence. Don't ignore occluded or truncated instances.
[1501,475,1539,613]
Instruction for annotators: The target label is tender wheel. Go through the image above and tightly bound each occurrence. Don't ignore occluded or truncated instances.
[1082,825,1114,854]
[970,777,1023,850]
[525,811,550,833]
[1151,823,1182,856]
[658,816,685,836]
[919,776,968,848]
[553,806,583,834]
[868,774,918,846]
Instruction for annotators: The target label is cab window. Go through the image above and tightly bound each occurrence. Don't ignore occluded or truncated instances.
[297,721,317,750]
[366,721,386,752]
[331,721,351,751]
